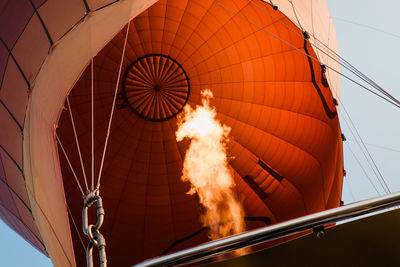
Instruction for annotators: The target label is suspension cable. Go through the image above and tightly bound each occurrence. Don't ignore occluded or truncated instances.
[67,96,89,193]
[357,141,400,153]
[25,184,74,267]
[258,0,393,194]
[343,176,356,203]
[327,68,390,195]
[59,22,131,267]
[252,0,400,108]
[330,76,390,197]
[329,68,400,108]
[91,58,95,191]
[216,0,393,194]
[96,22,130,189]
[55,131,85,197]
[329,77,389,196]
[333,17,400,40]
[251,0,400,108]
[338,101,390,194]
[55,3,397,265]
[311,35,400,106]
[308,24,400,107]
[239,1,395,113]
[67,202,86,252]
[343,110,391,194]
[344,142,380,195]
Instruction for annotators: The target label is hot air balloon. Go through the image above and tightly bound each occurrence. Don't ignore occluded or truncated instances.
[0,0,343,266]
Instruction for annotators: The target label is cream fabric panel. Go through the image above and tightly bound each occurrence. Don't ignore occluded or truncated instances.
[23,1,158,266]
[272,0,340,98]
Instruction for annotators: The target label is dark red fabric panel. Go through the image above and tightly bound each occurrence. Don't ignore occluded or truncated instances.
[0,0,34,49]
[32,0,48,8]
[0,42,8,86]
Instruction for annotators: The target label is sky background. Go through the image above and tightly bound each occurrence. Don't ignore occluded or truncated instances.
[327,0,400,202]
[1,0,399,266]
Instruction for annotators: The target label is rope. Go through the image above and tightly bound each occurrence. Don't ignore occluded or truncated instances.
[328,68,400,108]
[66,202,86,252]
[25,184,74,267]
[216,0,394,194]
[333,17,400,40]
[55,131,85,197]
[307,24,400,106]
[344,142,380,195]
[330,78,391,197]
[343,176,356,202]
[356,141,400,153]
[347,117,391,194]
[328,70,390,195]
[251,0,400,108]
[91,58,95,191]
[56,22,131,267]
[67,96,89,193]
[338,104,391,194]
[96,22,130,189]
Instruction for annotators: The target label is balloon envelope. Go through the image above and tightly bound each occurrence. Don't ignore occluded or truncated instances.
[0,0,342,266]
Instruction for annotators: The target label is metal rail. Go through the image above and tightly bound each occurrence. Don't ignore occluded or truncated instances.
[134,191,400,267]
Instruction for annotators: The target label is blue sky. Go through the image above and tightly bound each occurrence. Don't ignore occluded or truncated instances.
[1,0,399,266]
[0,220,52,266]
[326,0,400,202]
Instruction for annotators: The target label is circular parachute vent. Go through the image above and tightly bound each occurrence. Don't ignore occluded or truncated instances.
[122,54,190,121]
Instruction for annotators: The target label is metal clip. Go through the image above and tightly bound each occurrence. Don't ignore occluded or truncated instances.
[313,225,325,239]
[83,189,104,237]
[82,190,107,267]
[86,232,107,267]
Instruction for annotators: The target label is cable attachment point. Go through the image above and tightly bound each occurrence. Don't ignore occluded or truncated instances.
[313,225,325,239]
[83,189,107,267]
[321,64,327,73]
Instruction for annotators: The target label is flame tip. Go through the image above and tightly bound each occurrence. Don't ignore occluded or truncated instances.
[176,88,246,246]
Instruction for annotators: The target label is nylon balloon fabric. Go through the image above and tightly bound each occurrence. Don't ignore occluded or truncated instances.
[56,0,343,265]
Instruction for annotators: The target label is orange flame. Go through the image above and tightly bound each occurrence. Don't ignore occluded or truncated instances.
[176,89,246,242]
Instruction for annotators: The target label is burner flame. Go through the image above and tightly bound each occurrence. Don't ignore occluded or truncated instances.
[176,89,246,248]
